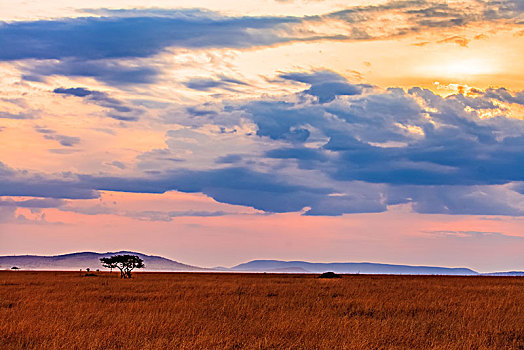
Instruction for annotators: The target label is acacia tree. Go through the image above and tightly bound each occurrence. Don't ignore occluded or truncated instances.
[100,255,145,278]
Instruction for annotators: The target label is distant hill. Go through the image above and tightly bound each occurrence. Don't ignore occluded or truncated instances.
[3,253,521,275]
[0,251,205,271]
[482,271,524,276]
[232,260,478,275]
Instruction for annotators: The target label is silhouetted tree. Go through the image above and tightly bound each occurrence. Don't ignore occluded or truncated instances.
[100,255,145,278]
[101,259,117,274]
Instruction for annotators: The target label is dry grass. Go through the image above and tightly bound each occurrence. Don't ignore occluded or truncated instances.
[0,271,523,349]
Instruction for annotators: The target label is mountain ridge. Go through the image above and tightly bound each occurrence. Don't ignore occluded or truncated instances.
[0,251,204,271]
[2,252,523,275]
[231,259,479,275]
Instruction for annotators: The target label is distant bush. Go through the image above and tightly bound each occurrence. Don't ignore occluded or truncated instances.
[318,272,341,279]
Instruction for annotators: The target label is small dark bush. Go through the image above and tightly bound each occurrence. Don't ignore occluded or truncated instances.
[318,272,341,279]
[84,273,97,277]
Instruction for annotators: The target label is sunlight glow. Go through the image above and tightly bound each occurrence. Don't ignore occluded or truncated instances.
[444,58,493,76]
[429,57,498,78]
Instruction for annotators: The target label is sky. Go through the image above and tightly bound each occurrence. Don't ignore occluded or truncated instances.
[0,0,523,272]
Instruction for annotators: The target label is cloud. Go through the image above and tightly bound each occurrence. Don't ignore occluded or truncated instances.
[106,161,126,170]
[0,2,519,63]
[86,167,334,213]
[425,230,524,239]
[0,110,39,120]
[327,0,522,34]
[388,185,524,216]
[437,35,469,47]
[127,210,236,222]
[0,198,65,209]
[513,182,524,194]
[191,71,524,215]
[3,67,524,216]
[265,148,330,170]
[50,87,91,97]
[234,74,524,189]
[0,10,302,61]
[35,127,81,147]
[0,206,16,223]
[53,87,143,121]
[43,134,80,147]
[0,179,98,199]
[0,199,64,224]
[23,59,158,86]
[483,87,524,106]
[304,82,365,103]
[0,162,98,200]
[183,75,249,92]
[215,154,243,164]
[56,199,241,221]
[73,169,384,216]
[280,70,370,103]
[0,2,519,87]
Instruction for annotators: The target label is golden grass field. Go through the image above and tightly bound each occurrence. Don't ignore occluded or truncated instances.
[1,271,523,349]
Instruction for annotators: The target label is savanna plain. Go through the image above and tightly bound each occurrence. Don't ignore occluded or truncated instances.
[1,271,523,349]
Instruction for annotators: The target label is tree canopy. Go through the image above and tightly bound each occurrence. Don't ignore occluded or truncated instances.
[100,254,145,278]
